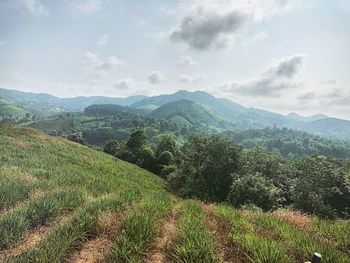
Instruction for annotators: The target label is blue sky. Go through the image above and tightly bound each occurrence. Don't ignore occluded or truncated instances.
[0,0,350,119]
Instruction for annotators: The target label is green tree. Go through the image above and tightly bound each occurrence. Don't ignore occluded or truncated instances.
[293,155,350,218]
[228,173,280,211]
[126,130,147,151]
[172,135,242,202]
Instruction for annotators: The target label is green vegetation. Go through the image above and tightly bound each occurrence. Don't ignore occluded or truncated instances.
[107,195,171,262]
[0,125,349,262]
[171,201,216,262]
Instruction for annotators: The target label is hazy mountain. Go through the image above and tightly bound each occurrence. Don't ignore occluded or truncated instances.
[2,88,350,140]
[0,88,146,115]
[148,99,223,127]
[286,112,328,123]
[304,118,350,140]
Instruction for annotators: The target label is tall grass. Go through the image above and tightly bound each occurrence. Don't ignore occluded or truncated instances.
[107,194,171,262]
[217,205,293,263]
[0,188,84,249]
[0,173,33,211]
[5,192,141,263]
[171,201,216,263]
[255,213,350,263]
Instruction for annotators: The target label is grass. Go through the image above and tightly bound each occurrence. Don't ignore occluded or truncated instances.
[170,201,216,263]
[0,188,84,249]
[253,213,350,263]
[217,205,293,263]
[0,125,349,262]
[107,194,171,262]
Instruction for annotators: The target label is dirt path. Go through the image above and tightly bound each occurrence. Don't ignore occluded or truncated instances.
[65,209,128,263]
[203,204,248,263]
[144,205,179,263]
[0,214,71,260]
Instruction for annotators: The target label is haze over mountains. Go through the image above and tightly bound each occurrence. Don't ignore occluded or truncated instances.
[1,87,350,140]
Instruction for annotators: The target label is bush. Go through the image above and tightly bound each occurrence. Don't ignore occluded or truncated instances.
[228,173,280,211]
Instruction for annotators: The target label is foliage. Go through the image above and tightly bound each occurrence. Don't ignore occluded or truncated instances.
[293,155,350,218]
[171,135,242,202]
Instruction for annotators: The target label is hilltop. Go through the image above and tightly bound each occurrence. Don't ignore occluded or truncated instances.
[0,125,349,262]
[2,88,350,140]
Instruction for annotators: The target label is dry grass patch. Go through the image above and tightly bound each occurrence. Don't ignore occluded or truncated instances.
[144,205,179,263]
[66,209,129,263]
[273,210,314,231]
[203,204,248,263]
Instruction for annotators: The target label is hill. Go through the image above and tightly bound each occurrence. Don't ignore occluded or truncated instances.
[0,88,146,116]
[2,88,350,140]
[148,99,224,128]
[0,125,349,262]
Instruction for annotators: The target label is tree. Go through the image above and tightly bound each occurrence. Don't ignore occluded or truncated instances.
[292,155,350,218]
[228,173,280,211]
[155,134,177,157]
[171,135,242,202]
[104,140,125,157]
[126,130,147,151]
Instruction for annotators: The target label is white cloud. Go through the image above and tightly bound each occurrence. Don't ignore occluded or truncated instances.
[0,41,7,46]
[68,0,103,16]
[177,56,198,67]
[83,51,125,77]
[19,0,49,17]
[220,54,304,97]
[148,71,164,84]
[167,0,300,50]
[97,34,109,46]
[178,74,202,84]
[114,78,133,90]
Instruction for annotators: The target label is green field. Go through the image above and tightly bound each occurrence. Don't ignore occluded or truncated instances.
[0,125,349,262]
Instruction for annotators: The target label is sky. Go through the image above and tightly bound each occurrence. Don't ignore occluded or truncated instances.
[0,0,350,119]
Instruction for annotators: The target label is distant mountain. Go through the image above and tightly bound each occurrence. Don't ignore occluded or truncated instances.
[2,88,350,141]
[84,104,143,116]
[286,112,328,122]
[148,99,223,127]
[0,88,146,115]
[304,118,350,140]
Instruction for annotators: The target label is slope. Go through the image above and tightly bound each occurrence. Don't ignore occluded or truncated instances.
[0,88,146,116]
[0,126,349,263]
[148,99,223,128]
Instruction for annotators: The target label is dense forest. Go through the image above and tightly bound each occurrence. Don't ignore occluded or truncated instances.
[102,130,350,219]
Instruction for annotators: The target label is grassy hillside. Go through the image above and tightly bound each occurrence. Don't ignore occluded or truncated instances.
[0,125,349,262]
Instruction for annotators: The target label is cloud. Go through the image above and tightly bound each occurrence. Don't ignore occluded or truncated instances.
[114,78,133,90]
[83,51,125,76]
[320,79,337,85]
[169,9,249,50]
[19,0,49,17]
[220,54,304,97]
[167,0,298,50]
[0,41,6,46]
[148,71,163,84]
[68,0,103,16]
[97,34,109,46]
[178,74,202,83]
[298,92,315,100]
[177,56,198,67]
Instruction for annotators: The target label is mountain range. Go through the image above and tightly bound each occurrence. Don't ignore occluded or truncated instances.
[1,88,350,140]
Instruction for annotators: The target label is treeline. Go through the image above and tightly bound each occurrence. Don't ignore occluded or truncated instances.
[223,127,350,159]
[104,130,350,219]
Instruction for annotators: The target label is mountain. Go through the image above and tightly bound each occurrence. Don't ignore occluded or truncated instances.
[286,112,328,122]
[2,88,350,140]
[132,90,246,120]
[304,118,350,140]
[0,88,146,115]
[148,99,223,127]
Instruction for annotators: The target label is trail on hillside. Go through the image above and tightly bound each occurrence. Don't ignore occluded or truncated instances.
[144,204,179,263]
[0,213,71,260]
[203,204,248,263]
[65,209,129,263]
